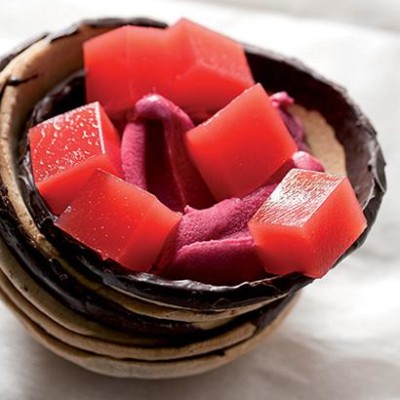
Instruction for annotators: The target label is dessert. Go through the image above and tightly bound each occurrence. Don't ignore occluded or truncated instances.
[249,169,367,278]
[55,170,182,272]
[29,102,122,214]
[185,83,297,200]
[26,21,364,285]
[0,17,386,378]
[120,93,214,210]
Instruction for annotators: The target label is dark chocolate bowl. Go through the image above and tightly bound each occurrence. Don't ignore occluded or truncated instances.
[0,18,386,378]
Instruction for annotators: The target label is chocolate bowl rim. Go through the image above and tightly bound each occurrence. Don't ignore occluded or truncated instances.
[1,17,386,311]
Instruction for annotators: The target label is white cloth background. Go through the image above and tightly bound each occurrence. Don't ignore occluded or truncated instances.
[0,1,399,399]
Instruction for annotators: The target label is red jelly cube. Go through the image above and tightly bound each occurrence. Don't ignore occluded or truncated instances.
[29,102,122,215]
[84,26,172,118]
[56,170,181,272]
[168,18,255,114]
[248,169,367,278]
[186,84,297,200]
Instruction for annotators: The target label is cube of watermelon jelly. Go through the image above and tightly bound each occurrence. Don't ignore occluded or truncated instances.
[248,169,367,278]
[84,19,254,118]
[84,26,172,118]
[29,102,122,215]
[56,170,182,272]
[167,18,255,114]
[186,84,297,200]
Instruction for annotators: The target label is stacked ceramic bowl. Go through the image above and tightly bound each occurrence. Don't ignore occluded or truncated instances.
[0,18,385,378]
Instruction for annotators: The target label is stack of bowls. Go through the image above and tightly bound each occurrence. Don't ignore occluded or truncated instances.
[0,18,385,378]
